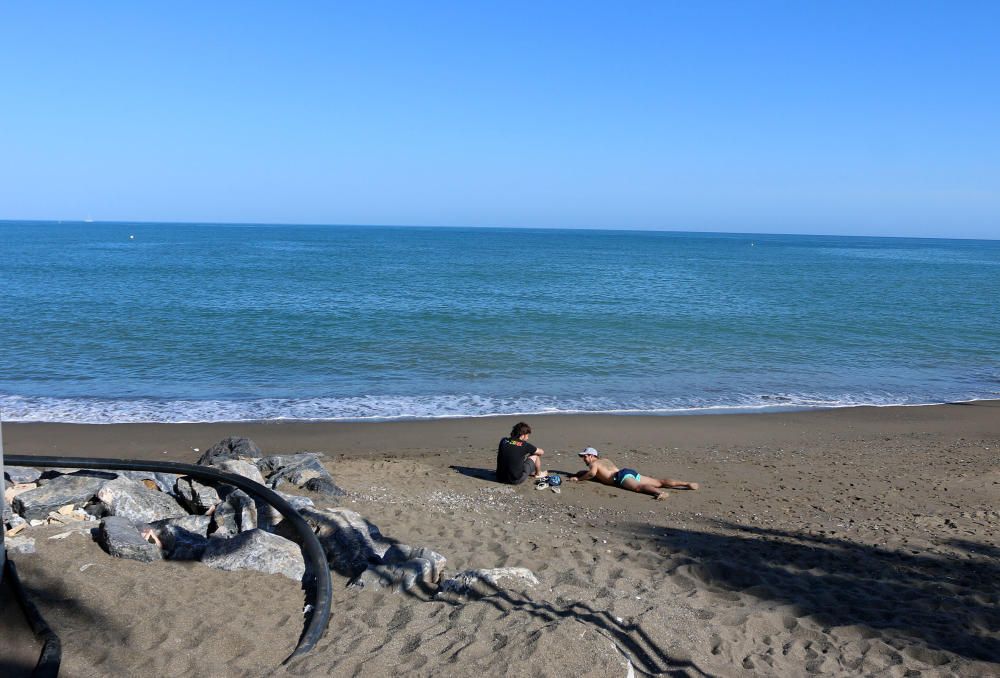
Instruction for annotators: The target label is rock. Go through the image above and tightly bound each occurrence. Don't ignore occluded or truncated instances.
[256,452,324,476]
[6,535,36,555]
[115,470,182,495]
[349,555,442,592]
[12,474,111,520]
[146,515,211,560]
[197,437,262,466]
[6,514,28,533]
[382,544,447,581]
[37,469,117,485]
[439,567,539,596]
[201,529,305,581]
[211,489,257,538]
[5,482,36,506]
[175,476,221,514]
[264,454,345,496]
[255,491,314,531]
[97,516,162,562]
[212,459,266,485]
[5,466,42,484]
[302,476,347,496]
[97,477,188,524]
[300,507,391,576]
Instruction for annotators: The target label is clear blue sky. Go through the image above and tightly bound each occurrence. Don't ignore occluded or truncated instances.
[2,2,998,238]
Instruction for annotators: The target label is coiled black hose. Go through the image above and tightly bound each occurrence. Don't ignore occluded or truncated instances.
[5,454,332,666]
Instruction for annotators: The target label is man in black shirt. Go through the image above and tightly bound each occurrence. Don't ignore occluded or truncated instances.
[496,422,545,485]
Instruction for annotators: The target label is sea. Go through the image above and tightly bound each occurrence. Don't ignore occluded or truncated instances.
[2,221,998,424]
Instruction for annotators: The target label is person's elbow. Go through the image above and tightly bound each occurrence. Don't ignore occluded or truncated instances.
[535,448,544,455]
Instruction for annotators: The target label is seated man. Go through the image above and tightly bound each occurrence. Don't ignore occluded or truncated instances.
[496,422,545,485]
[569,447,698,500]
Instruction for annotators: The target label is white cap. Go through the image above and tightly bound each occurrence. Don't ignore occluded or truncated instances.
[578,447,599,457]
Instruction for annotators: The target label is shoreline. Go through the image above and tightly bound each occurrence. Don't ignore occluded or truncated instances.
[4,400,1000,461]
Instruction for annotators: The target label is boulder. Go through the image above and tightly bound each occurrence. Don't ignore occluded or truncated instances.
[211,459,266,485]
[256,452,323,476]
[300,507,391,576]
[201,529,305,581]
[302,476,346,496]
[115,470,182,495]
[5,466,42,484]
[6,535,36,555]
[197,437,262,466]
[439,567,539,596]
[255,491,314,532]
[382,544,447,581]
[97,477,187,524]
[350,544,447,591]
[6,514,28,532]
[37,469,117,485]
[349,546,446,592]
[263,454,345,496]
[12,474,111,520]
[97,516,162,562]
[146,515,211,560]
[175,476,222,514]
[211,489,257,538]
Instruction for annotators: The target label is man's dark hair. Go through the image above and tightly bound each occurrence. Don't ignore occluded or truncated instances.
[510,422,531,438]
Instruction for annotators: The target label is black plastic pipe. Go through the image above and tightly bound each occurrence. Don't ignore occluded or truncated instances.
[5,454,332,665]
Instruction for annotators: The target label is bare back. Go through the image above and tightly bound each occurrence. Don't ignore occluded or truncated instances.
[586,458,620,485]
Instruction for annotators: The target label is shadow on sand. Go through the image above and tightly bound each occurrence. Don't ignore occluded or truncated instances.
[623,521,1000,664]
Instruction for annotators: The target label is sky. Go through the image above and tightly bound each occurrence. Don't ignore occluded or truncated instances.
[1,2,998,238]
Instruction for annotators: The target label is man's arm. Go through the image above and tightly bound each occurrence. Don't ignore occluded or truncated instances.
[570,465,596,482]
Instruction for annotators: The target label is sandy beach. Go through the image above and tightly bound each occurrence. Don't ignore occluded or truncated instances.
[4,402,999,676]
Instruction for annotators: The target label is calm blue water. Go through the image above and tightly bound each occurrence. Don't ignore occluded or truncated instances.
[2,222,998,423]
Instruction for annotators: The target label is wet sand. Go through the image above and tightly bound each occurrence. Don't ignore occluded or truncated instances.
[4,402,999,676]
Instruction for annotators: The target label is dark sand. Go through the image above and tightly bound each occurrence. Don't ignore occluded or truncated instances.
[4,402,999,676]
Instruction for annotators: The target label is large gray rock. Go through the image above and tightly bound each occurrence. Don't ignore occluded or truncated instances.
[263,454,345,497]
[256,452,323,476]
[439,568,539,596]
[212,459,266,485]
[349,546,447,592]
[383,544,447,581]
[201,529,305,581]
[6,535,36,555]
[350,544,447,592]
[5,466,42,484]
[146,515,211,560]
[115,470,182,495]
[12,474,111,520]
[197,437,262,466]
[255,491,314,532]
[97,516,162,562]
[175,476,222,514]
[211,489,257,538]
[37,469,117,485]
[300,507,391,576]
[97,477,187,524]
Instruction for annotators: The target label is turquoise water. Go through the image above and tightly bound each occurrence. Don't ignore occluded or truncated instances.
[2,221,998,422]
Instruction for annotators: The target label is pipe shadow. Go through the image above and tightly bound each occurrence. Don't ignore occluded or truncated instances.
[433,583,708,676]
[624,521,1000,664]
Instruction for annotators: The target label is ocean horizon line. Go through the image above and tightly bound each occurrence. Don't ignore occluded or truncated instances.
[2,218,996,243]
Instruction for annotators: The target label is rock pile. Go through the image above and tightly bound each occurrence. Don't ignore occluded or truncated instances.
[5,437,538,598]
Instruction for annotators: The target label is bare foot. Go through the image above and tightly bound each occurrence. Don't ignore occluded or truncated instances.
[655,491,670,501]
[688,482,699,490]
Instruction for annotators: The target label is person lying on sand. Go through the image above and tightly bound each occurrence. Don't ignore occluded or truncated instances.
[496,422,545,484]
[569,447,698,500]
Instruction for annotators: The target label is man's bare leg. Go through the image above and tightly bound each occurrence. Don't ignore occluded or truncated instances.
[622,477,669,500]
[528,454,543,477]
[657,478,699,490]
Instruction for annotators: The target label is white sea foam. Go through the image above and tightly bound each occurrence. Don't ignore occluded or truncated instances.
[0,391,993,424]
